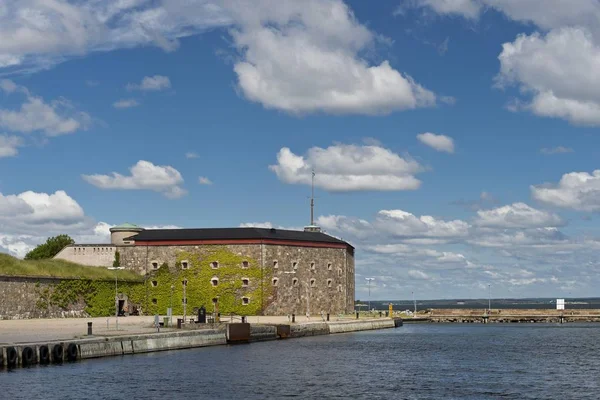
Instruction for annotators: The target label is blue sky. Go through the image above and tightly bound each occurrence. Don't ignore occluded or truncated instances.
[1,0,600,300]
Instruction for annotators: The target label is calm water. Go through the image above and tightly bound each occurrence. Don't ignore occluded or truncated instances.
[2,324,600,399]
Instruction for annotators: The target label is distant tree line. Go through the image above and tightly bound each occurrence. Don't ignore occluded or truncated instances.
[25,235,74,260]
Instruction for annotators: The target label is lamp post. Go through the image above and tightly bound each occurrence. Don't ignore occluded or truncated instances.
[183,280,187,324]
[412,291,416,316]
[488,284,491,313]
[170,284,174,318]
[365,278,374,312]
[108,266,124,330]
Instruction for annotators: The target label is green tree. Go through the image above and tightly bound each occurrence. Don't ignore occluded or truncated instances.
[25,235,75,260]
[113,251,121,267]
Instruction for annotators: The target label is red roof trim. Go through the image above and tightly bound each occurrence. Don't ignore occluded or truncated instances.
[134,238,349,249]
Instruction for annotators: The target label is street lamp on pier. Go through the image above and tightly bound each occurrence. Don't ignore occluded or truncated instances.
[107,266,125,330]
[488,284,491,313]
[365,278,374,312]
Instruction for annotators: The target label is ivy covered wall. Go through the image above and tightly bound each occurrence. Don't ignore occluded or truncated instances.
[145,247,273,316]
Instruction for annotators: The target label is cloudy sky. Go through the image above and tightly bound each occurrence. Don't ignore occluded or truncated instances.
[1,0,600,301]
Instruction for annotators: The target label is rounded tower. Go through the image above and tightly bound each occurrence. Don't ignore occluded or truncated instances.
[109,223,144,245]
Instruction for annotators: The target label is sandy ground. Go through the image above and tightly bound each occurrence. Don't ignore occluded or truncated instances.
[0,314,365,344]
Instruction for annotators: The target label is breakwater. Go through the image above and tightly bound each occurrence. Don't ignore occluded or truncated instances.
[416,308,600,323]
[0,318,401,369]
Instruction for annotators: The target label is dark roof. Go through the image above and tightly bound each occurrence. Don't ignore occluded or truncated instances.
[128,227,352,248]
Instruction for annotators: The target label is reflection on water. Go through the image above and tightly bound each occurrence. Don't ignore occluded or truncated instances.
[2,324,600,399]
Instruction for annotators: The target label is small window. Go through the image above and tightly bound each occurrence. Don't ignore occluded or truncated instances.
[327,263,332,271]
[211,261,219,269]
[182,280,188,287]
[337,285,342,292]
[310,262,316,271]
[151,280,158,287]
[273,260,278,269]
[272,278,279,287]
[181,261,189,270]
[327,279,333,288]
[182,298,187,304]
[242,278,249,287]
[152,298,157,304]
[211,278,219,287]
[242,297,250,305]
[338,268,342,277]
[292,278,299,286]
[292,261,298,270]
[152,262,158,270]
[242,261,249,269]
[310,279,316,287]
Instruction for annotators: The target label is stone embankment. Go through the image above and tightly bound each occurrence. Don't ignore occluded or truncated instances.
[424,309,600,323]
[0,318,402,369]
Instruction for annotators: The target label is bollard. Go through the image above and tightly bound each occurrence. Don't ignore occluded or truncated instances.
[326,313,330,321]
[356,312,359,319]
[241,316,246,323]
[292,313,295,323]
[87,322,93,336]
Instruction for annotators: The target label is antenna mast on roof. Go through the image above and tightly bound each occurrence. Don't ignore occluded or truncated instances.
[304,169,321,233]
[310,169,315,226]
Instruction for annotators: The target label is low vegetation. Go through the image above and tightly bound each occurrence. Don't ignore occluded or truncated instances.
[24,234,75,260]
[0,253,142,281]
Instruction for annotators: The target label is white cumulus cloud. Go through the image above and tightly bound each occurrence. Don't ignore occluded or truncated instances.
[198,176,212,185]
[0,80,90,136]
[540,146,574,155]
[113,99,139,109]
[126,75,171,91]
[416,132,455,153]
[226,0,436,115]
[475,203,564,229]
[0,134,23,157]
[411,0,600,125]
[82,160,187,199]
[269,144,423,192]
[531,170,600,212]
[375,209,470,239]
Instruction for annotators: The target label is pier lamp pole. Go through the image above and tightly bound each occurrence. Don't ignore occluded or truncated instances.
[183,280,187,323]
[412,291,416,316]
[108,267,124,330]
[365,278,374,312]
[170,284,174,317]
[488,284,491,313]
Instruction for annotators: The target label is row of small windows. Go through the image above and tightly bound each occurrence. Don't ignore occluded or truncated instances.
[151,297,251,305]
[150,260,249,270]
[150,259,340,273]
[271,277,341,290]
[277,260,334,271]
[150,277,341,289]
[73,247,113,254]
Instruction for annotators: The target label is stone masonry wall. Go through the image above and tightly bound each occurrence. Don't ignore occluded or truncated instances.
[118,243,355,315]
[0,276,87,319]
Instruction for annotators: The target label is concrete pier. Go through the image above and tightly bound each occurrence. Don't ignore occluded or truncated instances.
[0,318,399,370]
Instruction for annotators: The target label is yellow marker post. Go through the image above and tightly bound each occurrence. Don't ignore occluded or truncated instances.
[388,303,393,316]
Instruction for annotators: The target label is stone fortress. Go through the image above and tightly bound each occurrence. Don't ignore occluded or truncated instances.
[54,223,355,316]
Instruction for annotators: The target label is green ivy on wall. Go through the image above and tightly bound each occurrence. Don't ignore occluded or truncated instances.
[145,247,273,316]
[35,279,145,317]
[34,247,273,317]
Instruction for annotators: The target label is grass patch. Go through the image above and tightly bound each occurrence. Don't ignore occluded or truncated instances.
[0,253,142,281]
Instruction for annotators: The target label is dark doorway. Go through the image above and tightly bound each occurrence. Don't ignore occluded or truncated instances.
[118,300,126,316]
